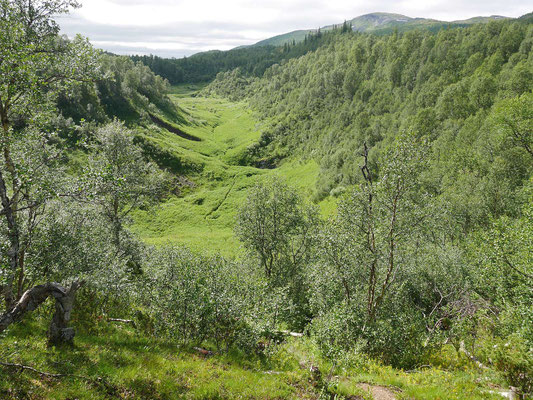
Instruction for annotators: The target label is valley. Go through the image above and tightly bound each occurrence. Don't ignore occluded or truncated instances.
[132,85,334,256]
[0,2,531,399]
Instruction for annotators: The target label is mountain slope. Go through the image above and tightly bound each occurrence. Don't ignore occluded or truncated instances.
[252,12,510,47]
[207,16,532,215]
[253,29,313,47]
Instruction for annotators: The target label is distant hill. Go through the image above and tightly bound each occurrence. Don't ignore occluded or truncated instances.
[252,12,510,47]
[132,11,521,85]
[253,30,312,47]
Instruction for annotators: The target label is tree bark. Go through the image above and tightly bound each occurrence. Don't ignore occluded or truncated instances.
[0,281,84,345]
[48,281,84,345]
[0,167,19,310]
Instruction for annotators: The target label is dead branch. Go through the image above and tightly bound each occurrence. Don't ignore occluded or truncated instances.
[0,362,65,378]
[279,330,304,337]
[459,341,489,370]
[108,318,136,328]
[0,361,116,392]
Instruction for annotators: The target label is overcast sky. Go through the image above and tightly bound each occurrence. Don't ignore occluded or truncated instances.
[58,0,532,58]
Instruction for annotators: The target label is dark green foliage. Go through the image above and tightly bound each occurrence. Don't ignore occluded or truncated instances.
[140,247,259,351]
[208,18,533,231]
[131,30,333,84]
[56,54,176,126]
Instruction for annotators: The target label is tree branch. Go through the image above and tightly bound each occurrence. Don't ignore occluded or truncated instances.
[0,281,84,334]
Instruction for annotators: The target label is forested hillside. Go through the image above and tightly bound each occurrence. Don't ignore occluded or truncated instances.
[132,12,517,85]
[1,1,532,399]
[207,17,532,216]
[130,31,329,84]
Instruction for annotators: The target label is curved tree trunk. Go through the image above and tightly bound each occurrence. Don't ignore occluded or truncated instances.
[0,281,84,345]
[48,281,84,345]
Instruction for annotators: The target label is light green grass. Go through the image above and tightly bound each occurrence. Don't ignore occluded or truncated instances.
[131,86,336,256]
[1,318,508,400]
[0,318,303,399]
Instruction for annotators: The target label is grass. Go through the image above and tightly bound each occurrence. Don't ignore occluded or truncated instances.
[131,86,336,256]
[0,317,302,399]
[1,315,510,400]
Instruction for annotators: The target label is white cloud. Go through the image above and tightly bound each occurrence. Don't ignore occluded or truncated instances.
[59,0,532,57]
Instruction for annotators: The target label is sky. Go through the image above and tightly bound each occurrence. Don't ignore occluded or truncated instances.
[58,0,532,58]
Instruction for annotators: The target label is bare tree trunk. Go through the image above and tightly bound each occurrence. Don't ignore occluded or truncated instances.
[48,281,84,345]
[0,281,84,345]
[361,142,378,321]
[0,167,19,310]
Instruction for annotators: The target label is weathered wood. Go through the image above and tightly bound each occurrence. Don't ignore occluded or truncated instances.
[0,281,84,345]
[0,167,19,310]
[48,281,84,345]
[108,318,136,327]
[0,283,62,333]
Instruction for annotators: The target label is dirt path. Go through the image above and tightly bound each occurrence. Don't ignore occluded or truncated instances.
[357,383,398,400]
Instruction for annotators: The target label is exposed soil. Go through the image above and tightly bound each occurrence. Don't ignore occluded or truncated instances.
[357,383,398,400]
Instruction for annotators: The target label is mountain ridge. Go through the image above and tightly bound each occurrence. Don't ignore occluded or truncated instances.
[251,12,511,47]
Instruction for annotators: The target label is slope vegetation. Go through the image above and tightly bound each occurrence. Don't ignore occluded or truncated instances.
[208,17,533,230]
[131,85,331,256]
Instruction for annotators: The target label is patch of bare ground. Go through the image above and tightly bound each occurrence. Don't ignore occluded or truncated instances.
[356,383,398,400]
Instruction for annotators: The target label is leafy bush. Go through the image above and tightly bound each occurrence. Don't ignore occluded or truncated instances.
[141,247,259,351]
[235,177,320,329]
[490,335,533,396]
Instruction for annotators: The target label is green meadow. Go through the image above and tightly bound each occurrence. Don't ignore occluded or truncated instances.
[1,316,505,400]
[131,86,335,256]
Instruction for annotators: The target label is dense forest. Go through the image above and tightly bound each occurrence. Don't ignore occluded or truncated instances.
[1,1,532,399]
[207,15,533,201]
[130,14,520,85]
[130,29,335,84]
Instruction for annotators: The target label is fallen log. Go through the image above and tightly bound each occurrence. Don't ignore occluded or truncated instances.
[279,330,304,337]
[108,318,136,327]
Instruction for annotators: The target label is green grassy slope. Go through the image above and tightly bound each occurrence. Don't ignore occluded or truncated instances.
[1,317,507,399]
[131,86,333,256]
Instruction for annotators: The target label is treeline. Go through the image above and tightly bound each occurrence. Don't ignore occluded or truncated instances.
[130,29,335,84]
